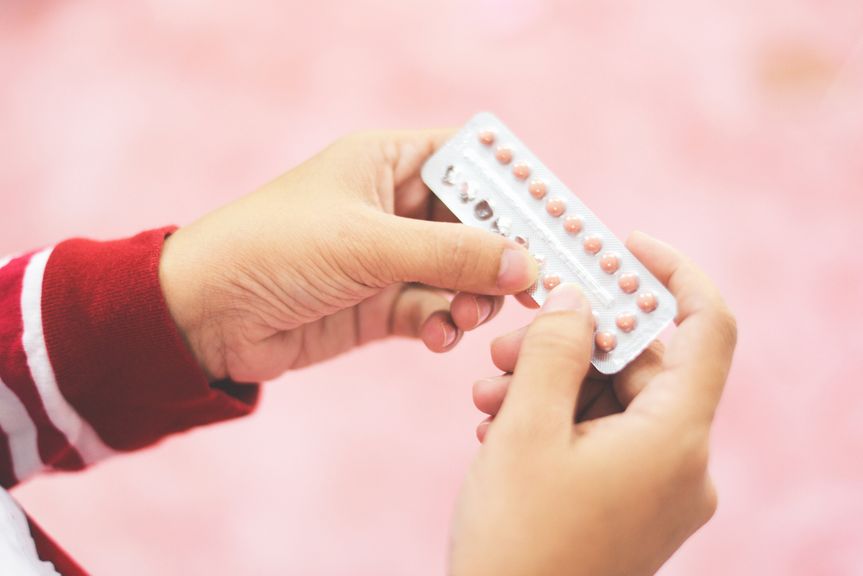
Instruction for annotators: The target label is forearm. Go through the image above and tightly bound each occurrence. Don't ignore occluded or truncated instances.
[0,228,259,489]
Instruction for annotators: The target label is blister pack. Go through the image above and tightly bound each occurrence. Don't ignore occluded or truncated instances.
[421,112,676,374]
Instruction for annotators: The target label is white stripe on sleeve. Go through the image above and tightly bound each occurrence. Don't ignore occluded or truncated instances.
[20,248,115,464]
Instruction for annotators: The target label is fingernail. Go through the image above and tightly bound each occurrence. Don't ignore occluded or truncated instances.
[541,283,587,314]
[441,321,457,348]
[497,247,533,290]
[475,297,494,325]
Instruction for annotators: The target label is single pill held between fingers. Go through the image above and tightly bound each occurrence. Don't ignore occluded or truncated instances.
[563,216,583,234]
[599,252,620,274]
[583,234,603,255]
[595,331,617,353]
[495,146,513,164]
[615,312,637,333]
[618,272,639,294]
[478,130,496,146]
[546,198,566,217]
[637,292,658,313]
[542,274,561,290]
[512,162,531,180]
[528,179,548,199]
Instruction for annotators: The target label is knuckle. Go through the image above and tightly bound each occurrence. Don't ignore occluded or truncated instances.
[436,227,476,286]
[701,477,719,522]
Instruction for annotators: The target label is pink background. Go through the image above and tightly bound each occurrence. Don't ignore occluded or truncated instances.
[2,1,862,574]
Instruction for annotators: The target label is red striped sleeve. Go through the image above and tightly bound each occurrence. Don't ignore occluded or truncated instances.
[0,228,259,489]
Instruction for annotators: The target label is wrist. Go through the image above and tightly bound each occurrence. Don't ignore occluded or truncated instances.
[158,230,223,381]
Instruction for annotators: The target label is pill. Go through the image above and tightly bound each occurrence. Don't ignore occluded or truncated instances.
[615,312,637,333]
[583,234,603,255]
[637,292,658,313]
[542,274,561,290]
[546,198,566,217]
[478,130,496,146]
[514,235,529,249]
[618,272,639,294]
[595,331,617,353]
[495,146,513,164]
[563,216,583,234]
[599,252,620,274]
[512,162,531,180]
[528,179,548,199]
[474,199,494,220]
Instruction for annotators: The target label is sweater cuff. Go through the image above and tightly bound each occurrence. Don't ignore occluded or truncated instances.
[41,227,259,452]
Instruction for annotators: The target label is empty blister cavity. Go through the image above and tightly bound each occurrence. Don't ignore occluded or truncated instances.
[474,199,495,220]
[420,112,677,373]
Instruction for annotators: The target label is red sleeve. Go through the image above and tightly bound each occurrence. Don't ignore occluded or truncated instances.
[0,227,259,489]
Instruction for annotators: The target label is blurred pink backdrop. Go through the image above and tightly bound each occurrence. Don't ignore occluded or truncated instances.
[2,1,862,574]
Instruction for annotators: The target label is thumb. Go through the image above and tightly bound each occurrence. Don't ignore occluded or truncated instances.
[376,215,537,294]
[496,284,595,438]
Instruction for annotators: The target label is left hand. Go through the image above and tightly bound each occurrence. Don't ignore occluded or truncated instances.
[159,130,539,382]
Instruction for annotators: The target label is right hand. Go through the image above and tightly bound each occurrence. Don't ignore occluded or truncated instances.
[450,231,737,576]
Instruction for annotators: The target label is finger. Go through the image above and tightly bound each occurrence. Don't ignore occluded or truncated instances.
[389,286,462,352]
[473,374,511,416]
[376,214,538,295]
[344,128,456,187]
[476,417,493,443]
[577,384,624,423]
[490,323,610,376]
[451,293,504,331]
[515,291,540,309]
[612,339,665,408]
[496,284,594,438]
[490,325,529,373]
[627,231,737,421]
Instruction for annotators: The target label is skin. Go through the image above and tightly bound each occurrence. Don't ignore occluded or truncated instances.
[159,131,737,575]
[452,232,737,576]
[159,130,538,382]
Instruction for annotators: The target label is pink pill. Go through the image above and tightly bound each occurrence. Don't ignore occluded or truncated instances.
[599,252,620,274]
[528,179,548,199]
[542,274,561,290]
[478,130,496,146]
[546,198,566,217]
[616,312,637,333]
[512,162,531,180]
[583,234,603,255]
[595,331,617,353]
[563,216,583,234]
[637,292,658,313]
[495,146,513,165]
[618,272,639,294]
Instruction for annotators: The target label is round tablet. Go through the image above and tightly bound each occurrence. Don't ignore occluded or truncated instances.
[595,331,617,353]
[615,312,637,333]
[546,198,566,217]
[563,216,583,235]
[512,162,531,180]
[542,274,561,290]
[637,292,658,313]
[599,252,620,274]
[478,130,496,146]
[618,272,639,294]
[583,234,603,255]
[495,146,513,164]
[528,179,548,199]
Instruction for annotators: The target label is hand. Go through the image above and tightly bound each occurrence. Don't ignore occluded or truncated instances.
[158,130,538,381]
[450,231,737,576]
